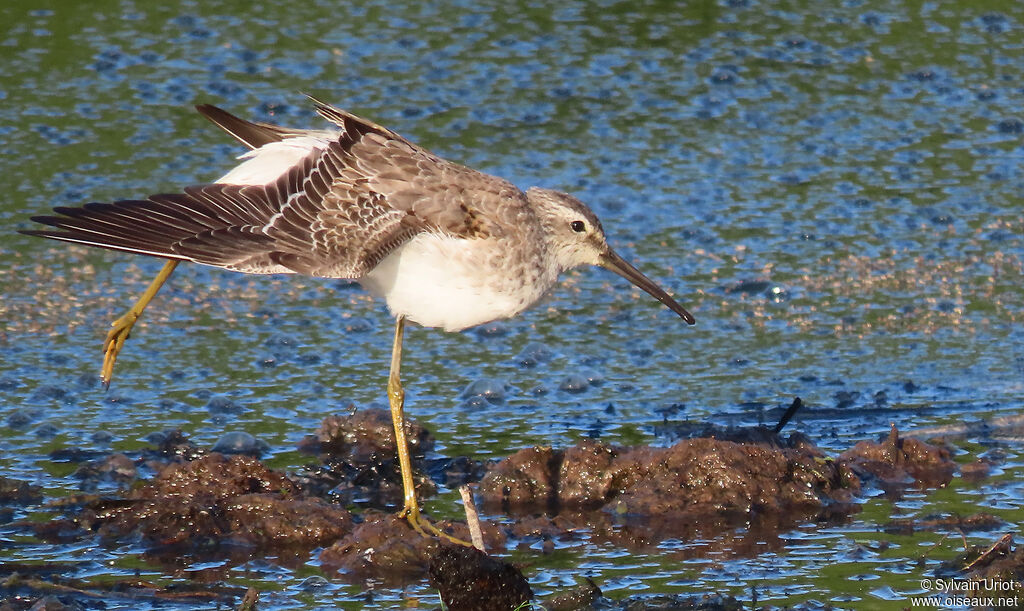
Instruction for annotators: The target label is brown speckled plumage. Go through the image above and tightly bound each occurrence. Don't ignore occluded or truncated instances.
[22,97,694,332]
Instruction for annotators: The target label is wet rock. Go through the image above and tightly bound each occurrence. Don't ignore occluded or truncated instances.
[885,512,1005,536]
[138,453,296,502]
[205,395,245,414]
[0,477,43,504]
[559,374,590,393]
[581,369,604,386]
[996,118,1023,134]
[427,545,532,611]
[319,512,504,580]
[34,424,59,439]
[544,578,601,611]
[29,385,69,402]
[343,317,373,332]
[839,425,955,489]
[472,321,508,337]
[959,459,991,482]
[72,453,137,490]
[150,429,204,461]
[833,390,859,408]
[296,575,329,591]
[906,413,1024,443]
[516,342,553,368]
[430,455,489,489]
[461,378,507,402]
[459,395,489,410]
[500,513,583,545]
[6,408,35,429]
[212,431,268,456]
[724,279,771,295]
[89,430,114,444]
[29,517,86,544]
[77,453,351,551]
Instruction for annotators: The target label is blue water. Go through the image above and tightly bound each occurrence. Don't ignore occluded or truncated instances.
[2,1,1022,608]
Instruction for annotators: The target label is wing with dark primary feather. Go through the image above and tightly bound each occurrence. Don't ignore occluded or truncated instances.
[21,99,531,278]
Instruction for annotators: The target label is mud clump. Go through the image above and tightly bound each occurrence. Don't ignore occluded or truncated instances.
[839,425,955,489]
[319,511,505,580]
[885,513,1006,536]
[427,545,532,611]
[78,453,352,551]
[0,477,43,504]
[297,408,438,506]
[936,534,1024,602]
[150,428,205,460]
[0,476,43,526]
[963,534,1024,586]
[72,453,138,490]
[310,408,433,457]
[480,436,856,515]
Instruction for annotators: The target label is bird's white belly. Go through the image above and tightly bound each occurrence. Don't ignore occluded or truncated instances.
[360,233,549,332]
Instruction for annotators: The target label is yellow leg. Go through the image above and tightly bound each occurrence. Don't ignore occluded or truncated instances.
[100,259,179,388]
[387,315,471,546]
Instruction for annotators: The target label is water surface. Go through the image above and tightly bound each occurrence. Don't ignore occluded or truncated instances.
[1,0,1022,608]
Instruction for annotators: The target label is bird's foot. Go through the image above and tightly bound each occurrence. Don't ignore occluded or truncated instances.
[399,504,473,547]
[101,310,139,388]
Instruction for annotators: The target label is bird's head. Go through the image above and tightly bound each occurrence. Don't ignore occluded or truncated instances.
[526,187,695,325]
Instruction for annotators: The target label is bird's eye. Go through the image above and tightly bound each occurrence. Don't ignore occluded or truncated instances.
[570,220,586,233]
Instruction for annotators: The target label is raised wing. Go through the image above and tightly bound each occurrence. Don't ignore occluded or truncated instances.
[22,100,532,278]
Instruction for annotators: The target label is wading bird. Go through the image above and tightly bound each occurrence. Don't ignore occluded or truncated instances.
[22,97,695,542]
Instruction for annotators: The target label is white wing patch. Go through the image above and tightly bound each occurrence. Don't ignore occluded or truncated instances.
[217,135,334,186]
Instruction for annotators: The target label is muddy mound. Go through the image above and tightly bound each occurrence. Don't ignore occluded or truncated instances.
[76,453,352,551]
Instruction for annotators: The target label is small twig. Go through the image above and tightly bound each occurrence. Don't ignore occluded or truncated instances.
[965,533,1013,572]
[459,485,485,552]
[774,397,804,433]
[920,531,952,561]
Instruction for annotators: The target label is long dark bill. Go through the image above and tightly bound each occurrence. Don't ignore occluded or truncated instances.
[599,249,696,325]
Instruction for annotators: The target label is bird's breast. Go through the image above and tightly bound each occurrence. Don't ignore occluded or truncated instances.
[359,232,556,332]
